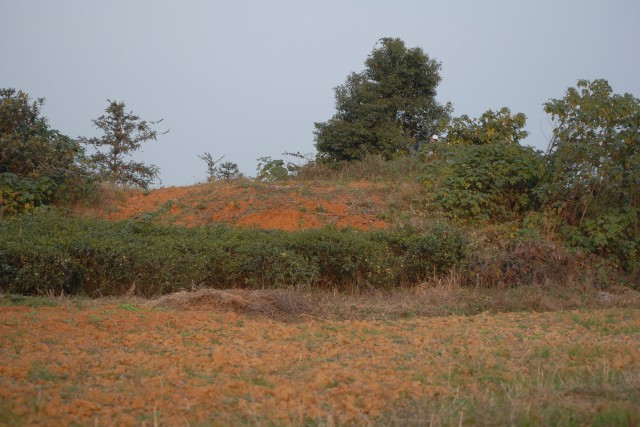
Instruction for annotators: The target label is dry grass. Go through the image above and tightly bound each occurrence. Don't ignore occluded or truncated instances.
[69,181,128,217]
[0,302,637,425]
[145,288,311,321]
[5,278,636,323]
[306,279,639,322]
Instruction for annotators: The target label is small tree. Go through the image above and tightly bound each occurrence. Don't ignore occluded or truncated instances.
[80,100,165,189]
[256,152,311,182]
[542,79,639,224]
[541,79,639,271]
[446,107,528,145]
[198,152,225,181]
[217,161,239,180]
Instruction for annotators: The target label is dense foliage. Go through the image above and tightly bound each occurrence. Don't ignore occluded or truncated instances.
[446,107,528,145]
[0,211,465,296]
[79,100,164,189]
[0,89,94,215]
[315,38,451,163]
[422,143,544,220]
[541,79,640,272]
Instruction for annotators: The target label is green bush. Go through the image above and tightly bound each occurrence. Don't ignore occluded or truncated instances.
[560,208,639,274]
[422,143,544,220]
[0,211,466,296]
[0,174,56,215]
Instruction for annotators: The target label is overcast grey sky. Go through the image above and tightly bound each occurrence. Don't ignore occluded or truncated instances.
[2,0,639,186]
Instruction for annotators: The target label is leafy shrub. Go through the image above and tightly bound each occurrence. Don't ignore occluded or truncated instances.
[0,211,466,296]
[422,143,544,220]
[256,157,289,182]
[560,208,639,274]
[0,174,55,215]
[256,153,310,182]
[446,107,528,145]
[541,79,639,225]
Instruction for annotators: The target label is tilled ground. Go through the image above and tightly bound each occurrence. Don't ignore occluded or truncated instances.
[0,305,638,425]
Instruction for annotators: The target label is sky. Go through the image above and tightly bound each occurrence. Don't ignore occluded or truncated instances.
[2,0,639,186]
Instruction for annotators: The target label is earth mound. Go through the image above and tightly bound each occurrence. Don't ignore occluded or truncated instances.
[146,288,313,321]
[79,180,403,230]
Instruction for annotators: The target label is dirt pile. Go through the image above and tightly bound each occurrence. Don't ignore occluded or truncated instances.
[146,289,313,321]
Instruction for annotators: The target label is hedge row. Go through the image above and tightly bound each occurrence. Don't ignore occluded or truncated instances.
[0,211,465,296]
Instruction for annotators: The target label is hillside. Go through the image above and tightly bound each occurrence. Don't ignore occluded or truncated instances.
[78,180,419,230]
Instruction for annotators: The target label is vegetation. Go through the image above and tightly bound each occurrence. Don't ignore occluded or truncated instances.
[540,79,639,273]
[422,143,544,220]
[0,210,465,296]
[198,152,224,181]
[0,40,638,286]
[446,107,528,145]
[0,302,636,425]
[79,100,165,189]
[255,153,310,182]
[216,161,240,180]
[0,89,95,215]
[0,38,638,427]
[198,153,240,181]
[314,38,451,163]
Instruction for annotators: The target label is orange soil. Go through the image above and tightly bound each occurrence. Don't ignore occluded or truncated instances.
[0,306,637,425]
[93,181,390,231]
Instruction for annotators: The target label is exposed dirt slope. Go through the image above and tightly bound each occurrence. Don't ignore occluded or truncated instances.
[82,180,414,230]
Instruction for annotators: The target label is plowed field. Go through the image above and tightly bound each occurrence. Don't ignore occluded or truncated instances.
[1,304,638,425]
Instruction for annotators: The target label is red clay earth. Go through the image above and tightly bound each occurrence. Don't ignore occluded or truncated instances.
[89,181,393,231]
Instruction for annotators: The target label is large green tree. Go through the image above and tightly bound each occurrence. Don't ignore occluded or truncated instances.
[80,100,165,189]
[314,38,452,163]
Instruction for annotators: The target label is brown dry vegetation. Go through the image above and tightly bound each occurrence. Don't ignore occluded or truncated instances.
[0,292,638,426]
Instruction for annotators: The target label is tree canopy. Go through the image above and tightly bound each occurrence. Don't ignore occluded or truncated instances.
[0,89,93,214]
[0,89,84,179]
[542,79,639,223]
[542,79,639,271]
[314,38,451,163]
[446,107,528,145]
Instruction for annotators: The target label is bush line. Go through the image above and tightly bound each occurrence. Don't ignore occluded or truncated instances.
[0,212,465,296]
